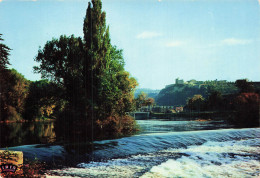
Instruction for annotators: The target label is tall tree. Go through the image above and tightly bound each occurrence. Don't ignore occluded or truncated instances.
[82,0,138,121]
[0,34,11,70]
[34,0,138,139]
[0,34,13,121]
[83,0,113,116]
[0,69,30,121]
[34,35,85,114]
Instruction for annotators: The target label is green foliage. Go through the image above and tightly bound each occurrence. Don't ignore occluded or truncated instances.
[202,81,238,95]
[205,91,224,111]
[34,35,87,120]
[235,79,255,93]
[0,35,30,121]
[146,97,155,106]
[157,85,201,106]
[34,0,138,139]
[187,94,205,111]
[135,92,148,109]
[96,115,138,137]
[156,81,238,106]
[34,35,84,87]
[135,92,155,109]
[134,88,160,99]
[0,69,30,121]
[24,80,66,120]
[0,34,11,70]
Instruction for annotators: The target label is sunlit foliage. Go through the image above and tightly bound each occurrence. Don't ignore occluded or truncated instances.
[135,92,155,109]
[24,80,66,120]
[34,0,138,139]
[187,94,205,111]
[0,69,30,121]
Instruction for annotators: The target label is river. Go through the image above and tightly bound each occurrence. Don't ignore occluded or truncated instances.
[1,119,259,177]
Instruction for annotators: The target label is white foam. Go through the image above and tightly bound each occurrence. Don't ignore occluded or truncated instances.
[142,139,260,178]
[46,130,260,177]
[142,159,260,178]
[46,165,144,177]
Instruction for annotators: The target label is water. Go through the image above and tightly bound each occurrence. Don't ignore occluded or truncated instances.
[1,120,259,177]
[45,120,259,177]
[0,121,56,148]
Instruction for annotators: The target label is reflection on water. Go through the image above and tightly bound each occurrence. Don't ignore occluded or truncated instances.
[0,121,56,148]
[0,119,232,148]
[1,119,259,177]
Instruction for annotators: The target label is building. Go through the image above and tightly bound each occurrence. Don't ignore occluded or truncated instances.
[175,107,184,113]
[175,78,184,85]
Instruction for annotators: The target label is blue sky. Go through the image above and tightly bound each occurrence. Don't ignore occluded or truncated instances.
[0,0,260,89]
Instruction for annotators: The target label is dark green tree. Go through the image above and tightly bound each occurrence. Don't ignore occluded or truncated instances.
[0,34,11,120]
[0,34,11,70]
[0,69,30,121]
[34,0,138,139]
[24,80,66,120]
[82,0,138,134]
[206,91,223,111]
[187,94,205,112]
[235,79,254,93]
[34,35,85,117]
[83,0,115,118]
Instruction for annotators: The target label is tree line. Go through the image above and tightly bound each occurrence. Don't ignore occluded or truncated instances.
[156,81,238,106]
[186,80,259,127]
[136,79,259,127]
[0,0,139,140]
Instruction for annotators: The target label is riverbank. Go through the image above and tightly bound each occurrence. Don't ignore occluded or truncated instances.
[0,118,55,124]
[2,119,258,177]
[149,111,233,120]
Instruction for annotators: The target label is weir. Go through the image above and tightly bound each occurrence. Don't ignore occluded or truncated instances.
[128,112,150,120]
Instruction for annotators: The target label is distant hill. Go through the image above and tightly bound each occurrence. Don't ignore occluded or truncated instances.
[134,88,160,98]
[156,80,239,106]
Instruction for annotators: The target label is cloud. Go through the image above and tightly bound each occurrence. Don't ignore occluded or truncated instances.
[221,38,252,46]
[165,41,185,47]
[136,31,162,39]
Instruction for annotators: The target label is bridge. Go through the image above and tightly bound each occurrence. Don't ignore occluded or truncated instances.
[128,112,150,120]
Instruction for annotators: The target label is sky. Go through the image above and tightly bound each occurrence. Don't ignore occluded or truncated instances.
[0,0,260,89]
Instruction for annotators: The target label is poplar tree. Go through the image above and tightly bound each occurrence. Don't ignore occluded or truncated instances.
[35,0,138,138]
[0,34,11,70]
[83,0,112,114]
[83,0,137,121]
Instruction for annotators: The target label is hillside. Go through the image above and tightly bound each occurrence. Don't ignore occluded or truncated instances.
[134,88,160,98]
[156,80,238,106]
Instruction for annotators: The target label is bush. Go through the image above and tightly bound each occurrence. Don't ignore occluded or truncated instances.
[232,93,259,127]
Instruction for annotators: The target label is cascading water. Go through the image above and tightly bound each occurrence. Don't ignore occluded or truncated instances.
[45,120,260,177]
